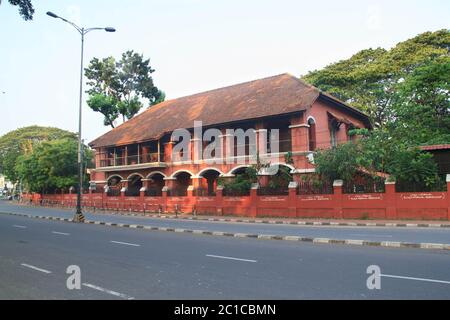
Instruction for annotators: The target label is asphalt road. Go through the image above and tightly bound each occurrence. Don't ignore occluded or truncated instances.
[1,202,449,244]
[0,212,450,299]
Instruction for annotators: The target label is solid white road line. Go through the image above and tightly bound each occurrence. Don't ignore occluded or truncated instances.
[13,225,27,229]
[110,240,141,247]
[206,254,257,263]
[20,263,52,274]
[381,274,450,285]
[51,231,70,236]
[82,283,134,300]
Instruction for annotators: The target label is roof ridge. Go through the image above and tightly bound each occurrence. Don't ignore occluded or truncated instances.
[152,73,297,106]
[102,73,298,133]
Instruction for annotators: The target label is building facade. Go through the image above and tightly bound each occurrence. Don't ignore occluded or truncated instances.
[89,73,371,197]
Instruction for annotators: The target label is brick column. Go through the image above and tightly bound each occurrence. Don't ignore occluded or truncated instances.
[289,114,309,152]
[385,180,397,220]
[216,185,224,216]
[120,181,128,210]
[333,180,344,219]
[447,174,450,220]
[250,183,259,218]
[191,176,202,190]
[288,181,298,218]
[162,186,169,213]
[164,141,175,162]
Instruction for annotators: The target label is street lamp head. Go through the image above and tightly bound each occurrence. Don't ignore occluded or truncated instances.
[46,11,58,18]
[105,27,116,32]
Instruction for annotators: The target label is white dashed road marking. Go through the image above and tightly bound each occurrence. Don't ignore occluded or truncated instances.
[51,231,70,236]
[110,240,141,247]
[381,274,450,285]
[82,283,134,300]
[13,225,27,229]
[20,263,52,274]
[206,254,257,263]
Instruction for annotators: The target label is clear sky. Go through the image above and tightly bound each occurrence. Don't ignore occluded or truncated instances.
[0,0,449,142]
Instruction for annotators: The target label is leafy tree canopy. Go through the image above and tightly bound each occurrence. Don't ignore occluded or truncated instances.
[15,138,93,194]
[0,126,76,182]
[0,0,34,20]
[303,30,450,128]
[85,50,164,128]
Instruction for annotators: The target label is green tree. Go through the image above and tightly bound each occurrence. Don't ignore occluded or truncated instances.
[0,0,34,20]
[314,136,442,188]
[85,50,164,127]
[314,142,362,182]
[390,56,450,145]
[303,30,450,128]
[0,126,76,182]
[15,139,93,193]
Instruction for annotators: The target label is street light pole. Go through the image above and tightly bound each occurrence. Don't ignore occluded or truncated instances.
[47,11,115,222]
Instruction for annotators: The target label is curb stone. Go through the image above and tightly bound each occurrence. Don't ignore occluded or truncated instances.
[1,211,449,251]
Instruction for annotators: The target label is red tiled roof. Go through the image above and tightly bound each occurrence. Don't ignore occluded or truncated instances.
[419,144,450,151]
[89,73,369,148]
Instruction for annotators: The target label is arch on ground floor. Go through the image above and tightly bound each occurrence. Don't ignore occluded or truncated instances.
[196,168,223,196]
[266,162,296,174]
[168,169,195,179]
[226,165,251,176]
[126,172,145,180]
[126,173,143,196]
[197,167,224,177]
[146,171,167,179]
[107,174,124,186]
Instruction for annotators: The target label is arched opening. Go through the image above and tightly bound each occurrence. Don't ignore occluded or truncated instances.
[126,174,143,196]
[107,175,123,196]
[170,171,192,196]
[146,172,165,196]
[308,118,316,151]
[229,165,250,176]
[222,165,253,196]
[258,164,293,195]
[197,168,222,196]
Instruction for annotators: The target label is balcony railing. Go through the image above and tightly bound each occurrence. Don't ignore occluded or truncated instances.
[99,152,162,167]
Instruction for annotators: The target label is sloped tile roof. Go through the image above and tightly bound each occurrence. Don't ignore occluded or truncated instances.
[89,73,367,148]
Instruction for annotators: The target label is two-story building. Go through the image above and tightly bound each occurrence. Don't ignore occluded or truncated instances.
[88,73,371,197]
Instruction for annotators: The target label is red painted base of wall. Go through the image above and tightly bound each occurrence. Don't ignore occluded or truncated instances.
[23,182,450,221]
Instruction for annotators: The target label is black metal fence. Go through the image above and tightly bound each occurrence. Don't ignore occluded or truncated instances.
[395,180,447,193]
[106,188,121,197]
[193,188,216,197]
[343,178,385,194]
[297,181,334,195]
[222,188,250,197]
[125,189,140,197]
[257,187,289,196]
[145,188,163,197]
[167,188,187,197]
